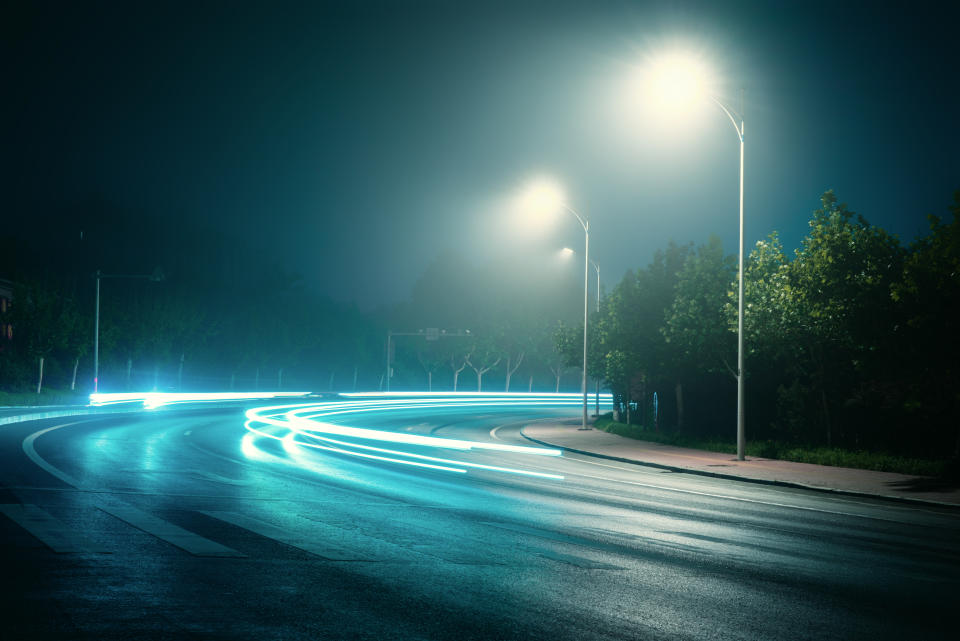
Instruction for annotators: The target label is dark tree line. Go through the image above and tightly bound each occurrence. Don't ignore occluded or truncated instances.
[0,202,584,395]
[556,190,960,458]
[5,190,957,460]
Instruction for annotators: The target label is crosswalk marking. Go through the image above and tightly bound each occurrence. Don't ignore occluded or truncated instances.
[97,504,246,557]
[0,504,100,554]
[202,510,374,561]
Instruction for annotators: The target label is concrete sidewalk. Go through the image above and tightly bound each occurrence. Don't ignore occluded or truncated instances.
[522,422,960,507]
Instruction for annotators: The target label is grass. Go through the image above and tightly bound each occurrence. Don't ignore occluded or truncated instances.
[594,414,950,478]
[0,388,89,407]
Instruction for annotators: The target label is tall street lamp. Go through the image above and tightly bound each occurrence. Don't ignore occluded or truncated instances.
[519,179,591,431]
[93,267,164,394]
[644,52,746,460]
[563,247,601,417]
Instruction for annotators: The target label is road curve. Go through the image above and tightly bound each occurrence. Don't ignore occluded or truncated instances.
[1,398,957,640]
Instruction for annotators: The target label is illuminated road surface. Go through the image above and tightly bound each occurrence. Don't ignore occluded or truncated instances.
[1,395,958,640]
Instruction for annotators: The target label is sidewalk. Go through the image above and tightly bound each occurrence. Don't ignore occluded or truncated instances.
[522,422,960,507]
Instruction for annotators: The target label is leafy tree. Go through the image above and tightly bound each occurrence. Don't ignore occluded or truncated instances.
[891,191,960,454]
[663,236,735,430]
[9,280,72,393]
[784,191,904,447]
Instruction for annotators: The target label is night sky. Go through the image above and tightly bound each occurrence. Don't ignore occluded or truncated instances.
[4,0,958,307]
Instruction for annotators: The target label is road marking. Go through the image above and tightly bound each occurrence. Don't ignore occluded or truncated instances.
[0,504,99,553]
[201,510,373,561]
[558,467,918,522]
[98,504,246,557]
[22,421,87,488]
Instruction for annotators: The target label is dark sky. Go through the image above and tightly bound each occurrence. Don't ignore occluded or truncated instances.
[4,0,958,307]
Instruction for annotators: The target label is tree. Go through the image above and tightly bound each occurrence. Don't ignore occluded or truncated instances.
[465,336,501,392]
[891,191,960,454]
[8,280,71,393]
[663,236,735,430]
[784,191,904,447]
[664,235,737,375]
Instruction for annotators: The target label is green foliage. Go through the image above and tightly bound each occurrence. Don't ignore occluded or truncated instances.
[594,414,947,477]
[664,235,736,374]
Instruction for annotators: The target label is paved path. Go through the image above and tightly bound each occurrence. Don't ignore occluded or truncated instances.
[522,422,960,506]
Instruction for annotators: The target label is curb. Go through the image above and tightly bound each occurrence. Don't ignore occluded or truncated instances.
[520,425,960,510]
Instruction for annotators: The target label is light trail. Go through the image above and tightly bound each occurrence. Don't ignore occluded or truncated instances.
[244,392,613,480]
[90,391,311,408]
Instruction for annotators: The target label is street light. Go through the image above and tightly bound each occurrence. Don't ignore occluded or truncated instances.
[519,179,591,431]
[562,247,601,416]
[93,267,164,394]
[644,52,747,460]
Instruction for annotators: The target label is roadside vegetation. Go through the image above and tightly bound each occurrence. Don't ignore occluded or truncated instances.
[2,190,958,476]
[594,414,949,478]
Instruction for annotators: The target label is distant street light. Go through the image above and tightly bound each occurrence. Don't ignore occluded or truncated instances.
[93,267,165,394]
[644,51,747,460]
[562,247,601,416]
[519,179,591,431]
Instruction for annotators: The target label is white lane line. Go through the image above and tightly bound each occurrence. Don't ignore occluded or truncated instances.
[0,504,101,553]
[22,421,86,488]
[98,504,246,557]
[202,510,374,561]
[496,424,937,522]
[558,468,921,522]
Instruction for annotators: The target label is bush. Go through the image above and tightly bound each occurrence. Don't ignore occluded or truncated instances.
[595,414,948,477]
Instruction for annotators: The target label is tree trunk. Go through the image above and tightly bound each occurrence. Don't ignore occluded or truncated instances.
[554,373,560,393]
[428,371,432,392]
[675,382,684,432]
[822,388,832,448]
[528,375,533,392]
[126,358,133,389]
[230,372,236,390]
[71,357,79,391]
[453,370,459,391]
[178,352,185,391]
[36,356,44,394]
[353,366,358,391]
[328,370,335,391]
[504,352,524,392]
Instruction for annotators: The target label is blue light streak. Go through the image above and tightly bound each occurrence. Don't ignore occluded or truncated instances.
[89,391,311,408]
[244,392,613,480]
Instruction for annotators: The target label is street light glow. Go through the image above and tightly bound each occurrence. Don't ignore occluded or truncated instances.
[649,52,709,105]
[630,50,716,127]
[517,177,566,221]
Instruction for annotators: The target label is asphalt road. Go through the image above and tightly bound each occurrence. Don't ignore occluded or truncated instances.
[1,403,958,640]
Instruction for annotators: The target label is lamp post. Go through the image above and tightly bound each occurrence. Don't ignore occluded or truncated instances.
[518,179,591,431]
[93,268,164,394]
[712,93,747,462]
[564,248,601,417]
[644,54,746,460]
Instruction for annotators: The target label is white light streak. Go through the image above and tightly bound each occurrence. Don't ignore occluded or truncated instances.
[243,392,613,480]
